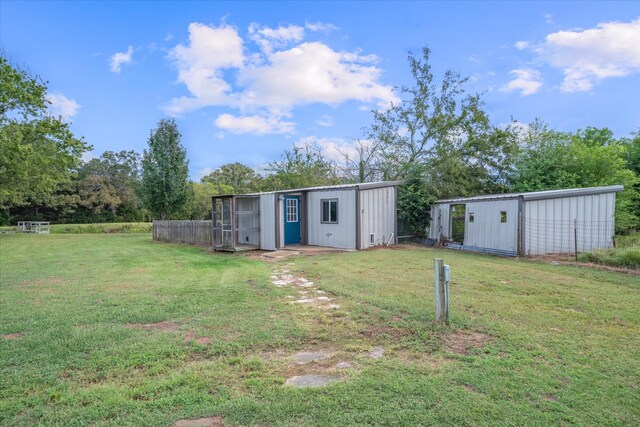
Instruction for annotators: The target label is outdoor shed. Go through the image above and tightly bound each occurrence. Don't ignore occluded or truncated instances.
[211,181,402,252]
[428,185,623,256]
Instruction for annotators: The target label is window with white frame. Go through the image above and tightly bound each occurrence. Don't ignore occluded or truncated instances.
[321,199,338,224]
[286,198,298,222]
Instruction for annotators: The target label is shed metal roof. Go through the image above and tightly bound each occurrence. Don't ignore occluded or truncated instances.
[435,185,624,204]
[212,180,403,199]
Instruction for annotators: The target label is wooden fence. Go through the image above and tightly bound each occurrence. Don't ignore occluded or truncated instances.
[153,220,212,247]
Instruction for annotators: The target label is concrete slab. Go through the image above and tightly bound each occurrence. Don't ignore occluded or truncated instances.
[285,375,336,388]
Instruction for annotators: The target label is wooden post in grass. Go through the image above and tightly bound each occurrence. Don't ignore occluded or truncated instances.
[434,258,449,323]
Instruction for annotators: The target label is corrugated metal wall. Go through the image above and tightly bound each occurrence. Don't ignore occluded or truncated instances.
[464,199,519,254]
[524,193,616,255]
[235,198,260,246]
[259,194,276,250]
[307,189,356,249]
[428,203,450,240]
[359,187,396,248]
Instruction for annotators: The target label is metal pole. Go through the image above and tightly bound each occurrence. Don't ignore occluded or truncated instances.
[574,218,578,263]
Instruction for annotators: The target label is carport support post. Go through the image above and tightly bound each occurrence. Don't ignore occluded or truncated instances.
[434,259,448,323]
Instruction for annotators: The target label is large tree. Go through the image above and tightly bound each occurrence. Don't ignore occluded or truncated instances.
[201,162,262,194]
[263,145,341,191]
[510,123,639,232]
[140,119,191,219]
[0,55,90,220]
[76,150,143,221]
[367,47,517,197]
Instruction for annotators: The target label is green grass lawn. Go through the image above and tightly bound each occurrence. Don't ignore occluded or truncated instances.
[1,234,638,426]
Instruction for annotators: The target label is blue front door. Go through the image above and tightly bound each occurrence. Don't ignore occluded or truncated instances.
[284,196,301,245]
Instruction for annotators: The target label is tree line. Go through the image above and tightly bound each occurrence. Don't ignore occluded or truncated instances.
[1,49,638,233]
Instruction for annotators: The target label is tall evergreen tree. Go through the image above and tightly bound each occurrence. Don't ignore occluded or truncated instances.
[140,119,191,219]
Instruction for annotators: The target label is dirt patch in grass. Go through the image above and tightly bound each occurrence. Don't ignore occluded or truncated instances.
[171,416,224,427]
[359,326,412,341]
[1,333,23,340]
[19,276,66,286]
[183,330,213,345]
[124,321,179,331]
[442,330,493,355]
[393,350,452,368]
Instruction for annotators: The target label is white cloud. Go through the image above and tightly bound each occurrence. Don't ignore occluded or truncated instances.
[214,113,295,135]
[316,115,334,127]
[305,21,338,33]
[536,18,640,92]
[46,92,80,120]
[501,69,543,96]
[237,42,397,110]
[294,136,376,163]
[248,23,304,54]
[544,13,555,25]
[110,46,134,73]
[166,22,244,115]
[514,41,529,50]
[164,22,398,133]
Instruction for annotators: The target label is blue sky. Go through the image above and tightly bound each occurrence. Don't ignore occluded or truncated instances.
[2,1,639,179]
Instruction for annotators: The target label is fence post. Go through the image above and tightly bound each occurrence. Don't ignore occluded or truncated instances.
[574,218,578,262]
[434,258,448,323]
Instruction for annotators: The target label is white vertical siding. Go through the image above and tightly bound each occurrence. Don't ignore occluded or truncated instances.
[464,199,519,254]
[524,193,616,255]
[359,187,396,248]
[259,194,276,250]
[307,189,356,249]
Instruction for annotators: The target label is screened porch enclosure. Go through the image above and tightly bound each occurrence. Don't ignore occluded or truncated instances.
[212,195,260,251]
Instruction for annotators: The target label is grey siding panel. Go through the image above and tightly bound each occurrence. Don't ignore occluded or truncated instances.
[359,187,396,248]
[464,200,519,253]
[259,194,276,250]
[524,193,616,255]
[307,189,356,249]
[428,203,451,239]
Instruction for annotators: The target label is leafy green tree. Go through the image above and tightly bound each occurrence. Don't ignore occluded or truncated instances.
[77,150,143,221]
[201,162,262,194]
[263,145,342,191]
[0,55,90,219]
[511,124,639,232]
[140,119,191,219]
[185,181,233,220]
[367,47,517,197]
[397,165,435,237]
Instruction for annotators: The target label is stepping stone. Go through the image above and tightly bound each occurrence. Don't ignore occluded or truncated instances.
[368,347,385,359]
[316,296,331,301]
[285,375,336,388]
[297,282,315,287]
[293,349,334,364]
[335,361,353,369]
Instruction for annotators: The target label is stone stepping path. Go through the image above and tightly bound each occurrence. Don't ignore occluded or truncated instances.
[271,263,340,310]
[269,263,388,388]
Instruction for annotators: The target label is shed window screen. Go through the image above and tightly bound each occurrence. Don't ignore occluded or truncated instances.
[286,199,298,222]
[500,211,507,223]
[469,212,475,223]
[321,199,338,224]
